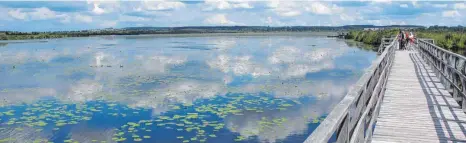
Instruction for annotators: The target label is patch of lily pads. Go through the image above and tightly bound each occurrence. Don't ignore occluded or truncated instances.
[0,99,146,143]
[111,93,304,142]
[0,93,325,142]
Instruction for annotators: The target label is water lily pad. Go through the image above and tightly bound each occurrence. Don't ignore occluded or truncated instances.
[234,136,246,141]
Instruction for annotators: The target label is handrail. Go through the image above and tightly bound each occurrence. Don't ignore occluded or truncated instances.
[417,39,466,112]
[305,35,398,143]
[377,38,395,54]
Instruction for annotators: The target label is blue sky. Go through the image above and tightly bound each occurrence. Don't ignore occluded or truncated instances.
[0,0,465,32]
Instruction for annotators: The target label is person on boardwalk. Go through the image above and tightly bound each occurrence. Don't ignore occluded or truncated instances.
[399,30,405,50]
[409,31,415,44]
[405,31,410,49]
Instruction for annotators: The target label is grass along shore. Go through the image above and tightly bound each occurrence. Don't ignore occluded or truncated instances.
[345,29,466,52]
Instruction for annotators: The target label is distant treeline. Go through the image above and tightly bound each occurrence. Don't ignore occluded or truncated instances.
[344,29,400,45]
[345,25,466,51]
[0,25,423,40]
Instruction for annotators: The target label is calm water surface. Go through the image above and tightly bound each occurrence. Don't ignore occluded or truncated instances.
[0,35,376,143]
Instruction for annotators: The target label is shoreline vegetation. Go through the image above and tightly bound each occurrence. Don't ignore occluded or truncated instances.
[2,25,465,53]
[0,25,421,41]
[344,26,466,52]
[0,32,337,42]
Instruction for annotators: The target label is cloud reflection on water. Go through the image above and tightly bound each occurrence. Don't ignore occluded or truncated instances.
[0,35,376,143]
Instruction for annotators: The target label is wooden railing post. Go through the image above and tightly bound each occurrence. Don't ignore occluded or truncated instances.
[416,39,466,114]
[304,36,398,143]
[306,37,466,143]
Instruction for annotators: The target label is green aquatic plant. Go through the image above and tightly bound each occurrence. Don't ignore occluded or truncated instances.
[0,138,13,143]
[103,94,300,142]
[112,137,127,142]
[3,110,15,116]
[0,99,146,143]
[234,136,246,141]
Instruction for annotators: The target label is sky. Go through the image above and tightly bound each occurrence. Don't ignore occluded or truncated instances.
[0,0,466,32]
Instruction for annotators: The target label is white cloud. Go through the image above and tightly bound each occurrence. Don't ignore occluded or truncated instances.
[207,37,237,50]
[268,46,301,64]
[371,0,392,4]
[279,11,301,17]
[60,15,71,23]
[304,2,335,15]
[267,46,345,78]
[155,80,224,104]
[367,19,382,25]
[208,55,270,77]
[442,10,461,17]
[400,4,409,8]
[389,20,407,25]
[265,16,273,24]
[119,15,150,22]
[223,80,353,142]
[0,88,57,106]
[92,3,106,15]
[203,0,253,11]
[204,0,231,10]
[75,14,93,23]
[67,79,103,102]
[8,7,63,21]
[100,20,117,28]
[411,0,419,8]
[454,3,466,9]
[139,55,186,73]
[7,9,27,20]
[29,7,59,20]
[270,1,342,17]
[268,1,301,17]
[87,1,120,15]
[233,2,253,9]
[340,13,356,21]
[204,14,239,25]
[432,4,448,8]
[141,0,186,11]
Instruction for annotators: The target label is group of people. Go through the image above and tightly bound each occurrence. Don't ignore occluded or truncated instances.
[399,30,415,50]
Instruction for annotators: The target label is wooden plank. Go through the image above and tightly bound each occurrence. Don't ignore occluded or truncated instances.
[304,34,399,143]
[372,51,466,143]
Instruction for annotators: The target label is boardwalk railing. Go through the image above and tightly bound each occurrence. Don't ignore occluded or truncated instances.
[304,35,399,143]
[417,39,466,112]
[377,38,395,54]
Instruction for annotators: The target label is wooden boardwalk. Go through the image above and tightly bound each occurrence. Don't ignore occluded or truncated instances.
[372,51,466,142]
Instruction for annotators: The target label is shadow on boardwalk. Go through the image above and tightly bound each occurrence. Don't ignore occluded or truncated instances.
[372,51,466,143]
[411,53,466,142]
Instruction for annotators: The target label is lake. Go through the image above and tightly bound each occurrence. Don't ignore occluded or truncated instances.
[0,34,376,143]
